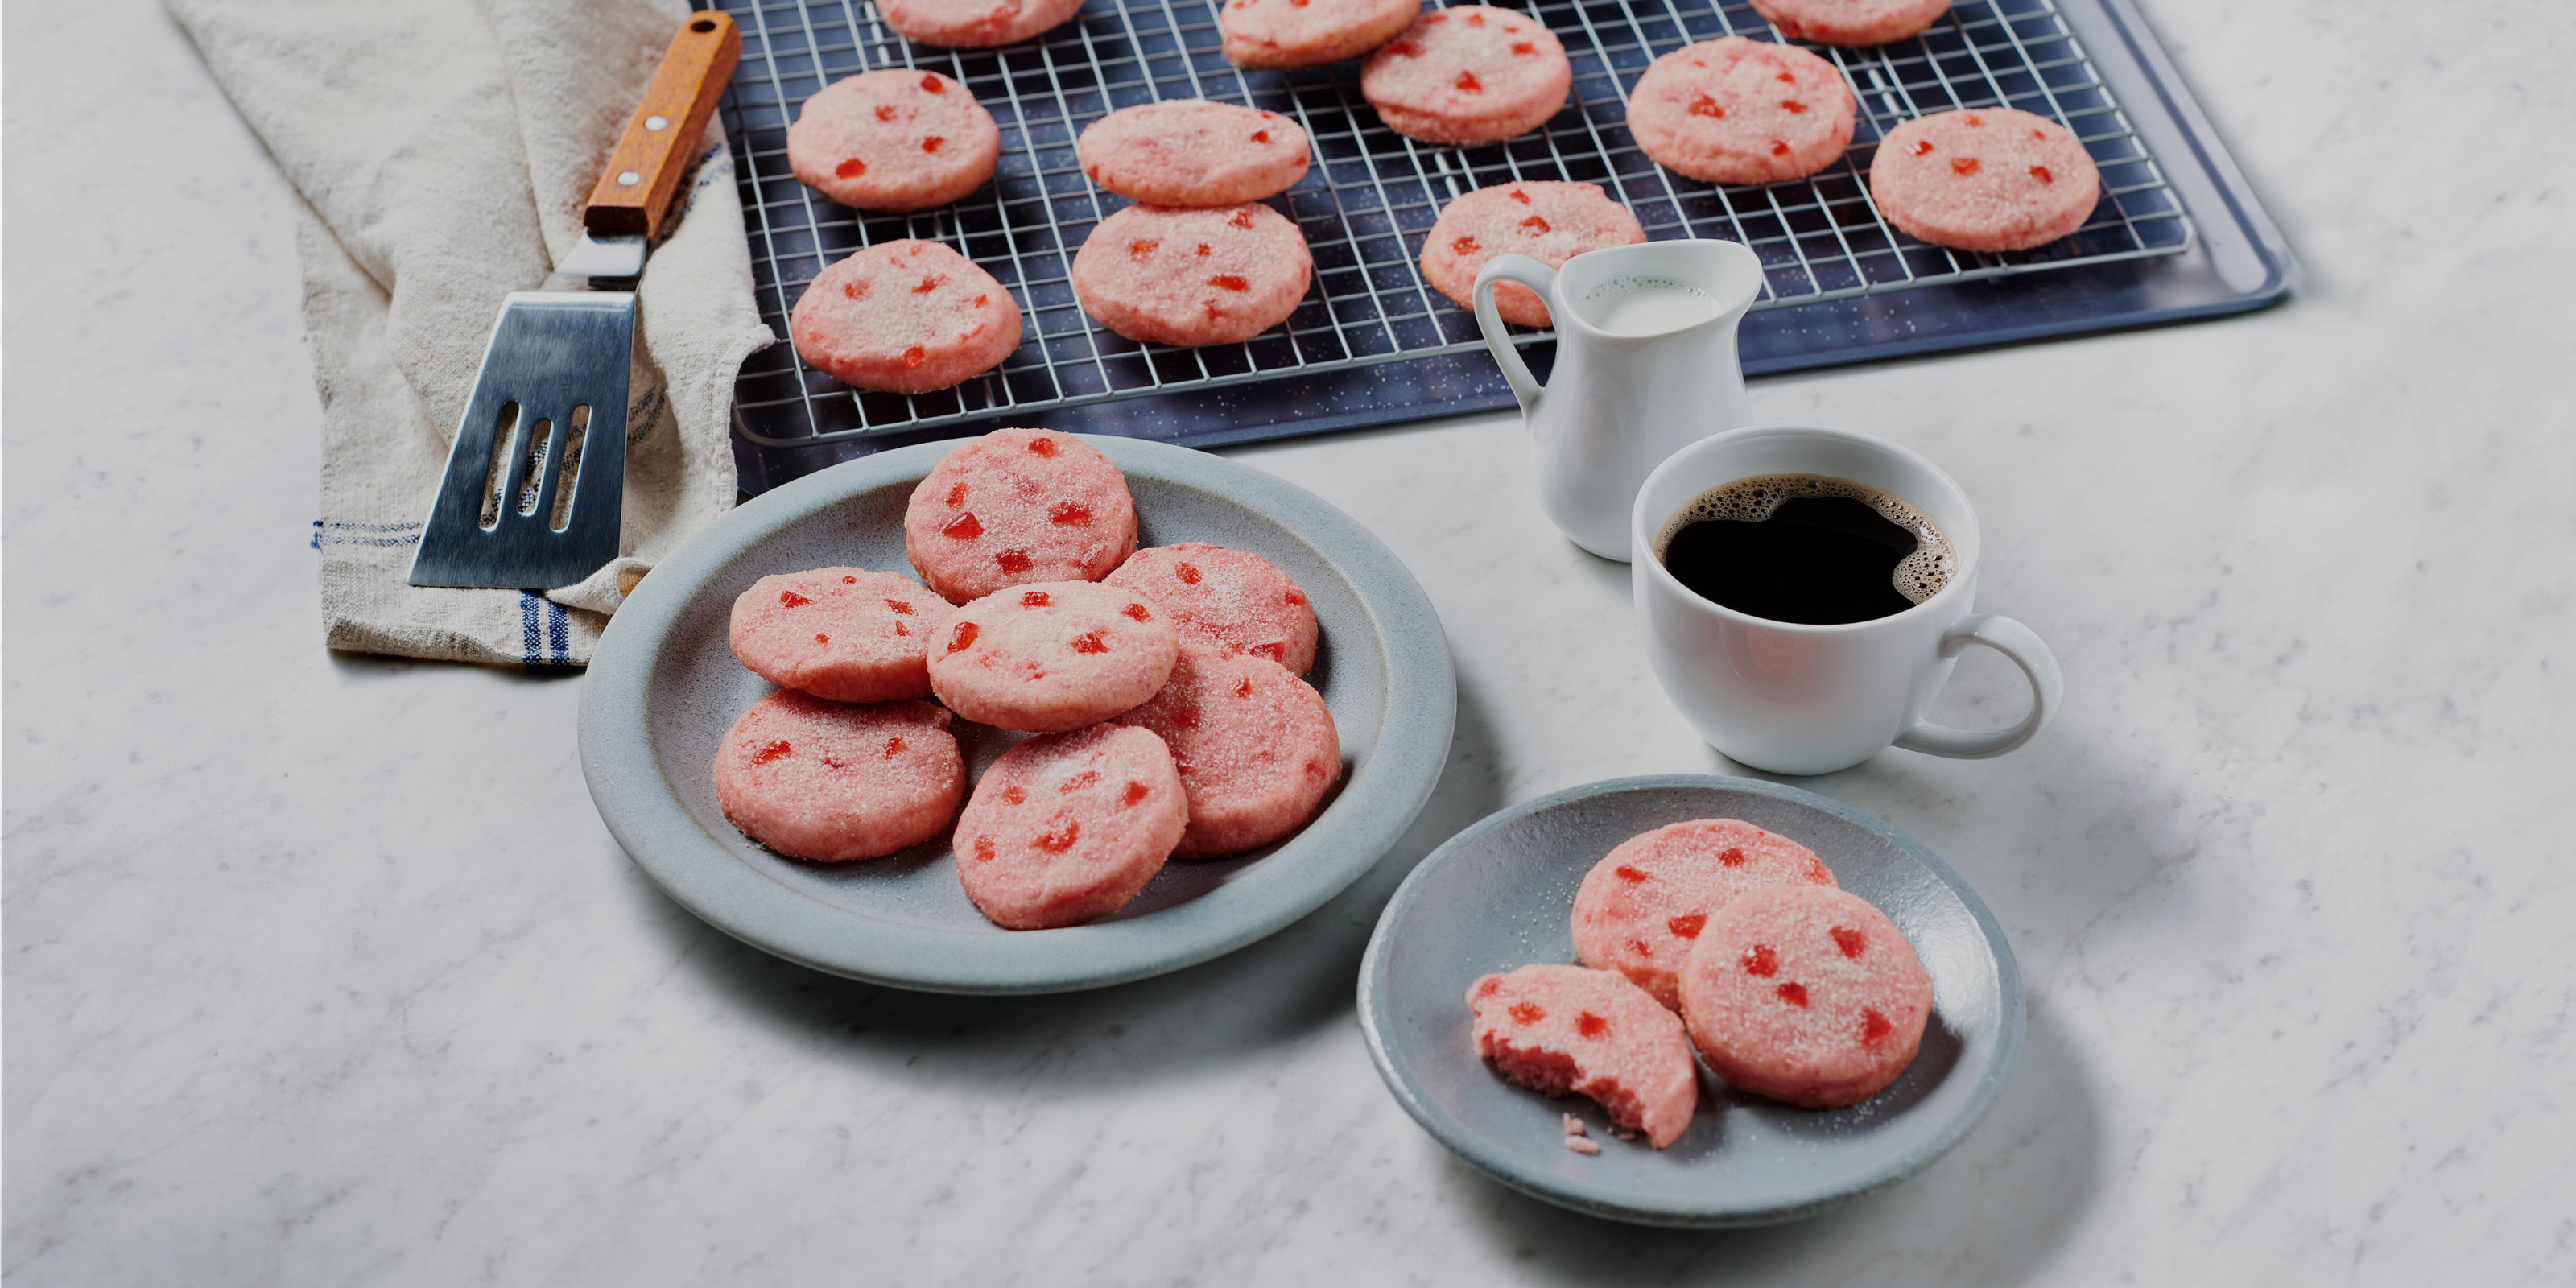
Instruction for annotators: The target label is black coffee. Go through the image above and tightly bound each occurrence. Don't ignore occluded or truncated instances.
[1657,474,1954,625]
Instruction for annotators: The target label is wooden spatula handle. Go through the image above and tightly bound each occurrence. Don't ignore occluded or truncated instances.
[582,11,741,238]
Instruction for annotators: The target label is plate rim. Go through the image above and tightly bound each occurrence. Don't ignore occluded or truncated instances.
[1356,773,2026,1228]
[580,434,1457,994]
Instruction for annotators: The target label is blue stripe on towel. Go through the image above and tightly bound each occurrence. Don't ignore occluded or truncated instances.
[520,592,543,665]
[548,600,569,662]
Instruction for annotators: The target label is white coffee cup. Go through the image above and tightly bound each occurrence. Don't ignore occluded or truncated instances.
[1630,425,2063,775]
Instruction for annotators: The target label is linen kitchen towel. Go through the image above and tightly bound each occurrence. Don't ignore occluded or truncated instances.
[171,0,775,665]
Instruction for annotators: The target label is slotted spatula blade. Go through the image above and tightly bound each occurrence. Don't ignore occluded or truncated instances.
[408,292,634,589]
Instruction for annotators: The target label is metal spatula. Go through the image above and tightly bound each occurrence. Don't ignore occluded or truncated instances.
[408,11,741,589]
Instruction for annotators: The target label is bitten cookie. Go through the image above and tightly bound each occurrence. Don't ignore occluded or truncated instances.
[1627,37,1856,184]
[791,240,1022,394]
[1868,107,2100,252]
[1104,543,1318,675]
[1070,203,1312,346]
[786,68,1001,211]
[1077,101,1311,206]
[952,724,1190,930]
[1678,884,1934,1108]
[1468,964,1699,1148]
[1116,648,1338,857]
[1571,818,1839,1010]
[927,581,1181,732]
[1418,181,1645,327]
[904,427,1140,604]
[712,693,964,862]
[1748,0,1951,47]
[881,0,1085,47]
[1360,6,1571,146]
[729,568,939,703]
[1220,0,1421,69]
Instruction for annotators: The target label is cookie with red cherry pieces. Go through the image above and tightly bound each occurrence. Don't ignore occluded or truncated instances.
[1070,203,1312,347]
[880,0,1085,47]
[1418,181,1645,327]
[786,68,1000,211]
[1748,0,1951,47]
[1467,964,1699,1148]
[1077,100,1311,206]
[1571,817,1839,1010]
[1116,648,1338,857]
[791,240,1022,394]
[712,694,963,862]
[1678,884,1934,1108]
[1104,543,1318,675]
[952,723,1190,931]
[1868,107,2100,252]
[903,427,1139,604]
[1627,36,1856,185]
[1220,0,1421,69]
[729,568,939,703]
[1360,6,1571,146]
[927,581,1181,733]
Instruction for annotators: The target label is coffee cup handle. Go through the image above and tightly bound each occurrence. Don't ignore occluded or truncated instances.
[1471,254,1558,414]
[1893,613,2064,759]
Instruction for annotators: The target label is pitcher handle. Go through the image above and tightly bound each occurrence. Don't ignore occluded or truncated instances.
[1472,254,1557,414]
[1893,613,2064,759]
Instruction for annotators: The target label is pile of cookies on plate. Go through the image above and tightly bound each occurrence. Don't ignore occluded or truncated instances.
[780,0,2106,393]
[712,427,1340,931]
[1468,817,1934,1150]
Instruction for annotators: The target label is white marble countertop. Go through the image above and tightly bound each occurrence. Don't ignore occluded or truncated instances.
[8,0,2572,1282]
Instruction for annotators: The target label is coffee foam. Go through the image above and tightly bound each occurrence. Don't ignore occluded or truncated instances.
[1657,473,1956,605]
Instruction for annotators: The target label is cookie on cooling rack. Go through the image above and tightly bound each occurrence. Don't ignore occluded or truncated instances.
[786,68,1001,211]
[1868,107,2100,252]
[1626,36,1856,185]
[1418,181,1646,328]
[881,0,1085,47]
[789,240,1022,394]
[1748,0,1951,47]
[904,427,1139,604]
[1359,6,1571,147]
[1070,203,1312,347]
[1077,100,1311,206]
[1220,0,1421,69]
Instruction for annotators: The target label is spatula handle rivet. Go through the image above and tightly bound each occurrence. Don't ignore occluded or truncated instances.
[645,115,669,131]
[617,171,642,186]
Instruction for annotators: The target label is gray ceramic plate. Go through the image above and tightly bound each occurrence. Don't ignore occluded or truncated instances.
[580,436,1455,994]
[1358,775,2022,1227]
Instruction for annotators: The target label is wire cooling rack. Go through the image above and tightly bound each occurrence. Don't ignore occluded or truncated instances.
[711,0,2192,450]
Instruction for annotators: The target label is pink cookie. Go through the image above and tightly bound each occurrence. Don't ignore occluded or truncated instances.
[952,724,1190,930]
[729,568,939,703]
[1627,37,1857,185]
[1360,6,1571,146]
[1468,964,1698,1149]
[1071,203,1312,347]
[904,427,1140,604]
[1078,101,1312,206]
[712,693,964,862]
[791,240,1023,394]
[1869,107,2101,252]
[1115,649,1337,857]
[1220,0,1421,69]
[786,69,1001,211]
[1749,0,1950,47]
[1419,181,1646,327]
[1678,884,1934,1108]
[880,0,1085,47]
[1104,543,1318,675]
[927,581,1180,732]
[1571,818,1839,1010]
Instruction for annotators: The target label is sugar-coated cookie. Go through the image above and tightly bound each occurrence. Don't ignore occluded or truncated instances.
[1468,964,1699,1148]
[1571,818,1839,1010]
[1116,648,1337,857]
[1104,543,1318,675]
[1627,37,1856,185]
[729,568,939,703]
[881,0,1085,47]
[1678,884,1934,1108]
[1078,100,1311,206]
[1360,6,1571,146]
[1749,0,1951,47]
[1868,107,2100,252]
[904,427,1139,604]
[1070,203,1312,347]
[1418,181,1645,327]
[791,240,1022,394]
[1220,0,1421,69]
[952,723,1190,930]
[927,581,1181,732]
[712,693,963,862]
[786,68,1001,211]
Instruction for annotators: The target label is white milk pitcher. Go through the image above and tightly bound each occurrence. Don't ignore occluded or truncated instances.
[1472,239,1764,561]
